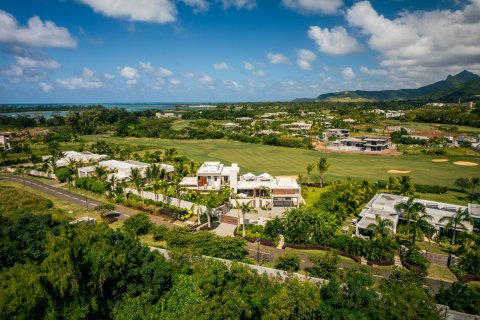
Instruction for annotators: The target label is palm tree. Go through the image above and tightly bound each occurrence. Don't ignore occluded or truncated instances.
[306,163,315,185]
[366,215,394,240]
[95,165,107,181]
[398,176,414,196]
[129,167,143,202]
[395,197,426,226]
[467,177,480,202]
[317,157,330,188]
[239,200,252,237]
[109,175,117,194]
[408,212,435,246]
[204,192,220,228]
[439,208,471,245]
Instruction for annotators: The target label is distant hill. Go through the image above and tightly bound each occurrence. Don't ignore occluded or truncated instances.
[307,70,480,102]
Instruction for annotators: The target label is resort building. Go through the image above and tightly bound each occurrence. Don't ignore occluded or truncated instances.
[385,110,405,118]
[179,161,302,209]
[356,193,478,237]
[155,112,177,118]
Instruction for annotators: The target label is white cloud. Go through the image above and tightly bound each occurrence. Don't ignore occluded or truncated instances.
[158,67,173,77]
[77,0,177,23]
[360,66,388,76]
[57,67,103,89]
[282,0,343,15]
[341,67,355,80]
[139,61,155,73]
[266,52,290,64]
[253,70,266,77]
[223,80,242,89]
[120,66,140,85]
[221,0,256,10]
[0,10,77,48]
[213,62,229,71]
[15,56,60,70]
[39,82,53,92]
[181,0,209,12]
[347,0,480,83]
[296,48,317,70]
[198,74,214,85]
[104,73,115,80]
[139,62,173,77]
[308,26,362,56]
[244,61,255,70]
[170,79,181,86]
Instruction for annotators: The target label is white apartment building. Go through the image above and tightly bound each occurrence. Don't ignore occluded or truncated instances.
[78,160,174,181]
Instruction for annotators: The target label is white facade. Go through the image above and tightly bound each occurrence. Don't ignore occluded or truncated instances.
[0,135,11,150]
[55,151,107,167]
[356,193,473,236]
[155,112,177,118]
[179,161,302,209]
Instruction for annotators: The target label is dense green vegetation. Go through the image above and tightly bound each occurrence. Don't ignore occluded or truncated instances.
[0,211,443,319]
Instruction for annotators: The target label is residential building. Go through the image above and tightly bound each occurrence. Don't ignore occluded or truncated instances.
[78,160,174,181]
[179,161,302,209]
[235,117,253,122]
[0,135,11,150]
[223,122,240,129]
[328,136,390,152]
[155,112,177,118]
[356,193,476,237]
[54,151,108,167]
[322,128,349,140]
[385,110,405,118]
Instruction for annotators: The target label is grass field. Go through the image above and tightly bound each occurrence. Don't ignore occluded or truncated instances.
[82,135,480,189]
[0,180,86,220]
[427,264,457,282]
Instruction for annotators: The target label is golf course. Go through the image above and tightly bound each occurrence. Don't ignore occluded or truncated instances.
[83,135,480,188]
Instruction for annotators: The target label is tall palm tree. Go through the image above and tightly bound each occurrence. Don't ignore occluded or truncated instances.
[467,177,480,202]
[129,167,143,202]
[306,163,315,185]
[439,208,471,245]
[398,176,414,196]
[109,175,117,194]
[317,157,330,188]
[366,215,394,240]
[395,197,426,226]
[239,200,252,237]
[409,212,435,246]
[95,165,107,181]
[204,192,220,228]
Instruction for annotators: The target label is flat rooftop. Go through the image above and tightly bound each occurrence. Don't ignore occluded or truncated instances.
[197,162,224,175]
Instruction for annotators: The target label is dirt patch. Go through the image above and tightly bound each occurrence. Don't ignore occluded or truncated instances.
[387,169,413,174]
[432,159,449,163]
[453,161,479,166]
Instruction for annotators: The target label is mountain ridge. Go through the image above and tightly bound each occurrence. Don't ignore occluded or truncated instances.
[295,70,480,102]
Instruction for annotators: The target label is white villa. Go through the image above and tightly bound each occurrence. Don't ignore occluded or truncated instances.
[356,193,480,237]
[0,135,11,150]
[78,160,174,181]
[179,161,302,209]
[155,112,177,118]
[51,151,107,167]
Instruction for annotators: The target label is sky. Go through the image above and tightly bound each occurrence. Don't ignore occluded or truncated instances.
[0,0,479,103]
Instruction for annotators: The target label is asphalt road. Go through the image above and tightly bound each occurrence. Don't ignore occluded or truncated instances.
[0,175,169,224]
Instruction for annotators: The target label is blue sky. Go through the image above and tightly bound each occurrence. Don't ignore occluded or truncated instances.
[1,0,479,103]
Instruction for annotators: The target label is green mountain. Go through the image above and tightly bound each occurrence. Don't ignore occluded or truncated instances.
[313,70,480,102]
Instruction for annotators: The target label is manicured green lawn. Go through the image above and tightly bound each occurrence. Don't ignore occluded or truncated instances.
[302,186,331,207]
[285,247,355,263]
[427,264,457,282]
[416,241,451,255]
[82,135,480,188]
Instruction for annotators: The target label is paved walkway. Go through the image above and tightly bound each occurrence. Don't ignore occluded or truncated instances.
[211,223,237,237]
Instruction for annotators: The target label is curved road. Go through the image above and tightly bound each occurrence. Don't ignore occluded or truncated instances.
[0,175,171,226]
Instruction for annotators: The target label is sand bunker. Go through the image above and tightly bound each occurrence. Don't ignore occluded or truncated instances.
[276,175,298,179]
[387,169,413,174]
[432,159,448,163]
[453,161,478,166]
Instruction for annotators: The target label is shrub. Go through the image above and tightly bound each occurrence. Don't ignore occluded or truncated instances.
[414,184,448,194]
[458,250,480,277]
[308,250,340,279]
[122,213,153,236]
[403,248,429,271]
[152,225,169,241]
[275,254,301,272]
[55,168,72,183]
